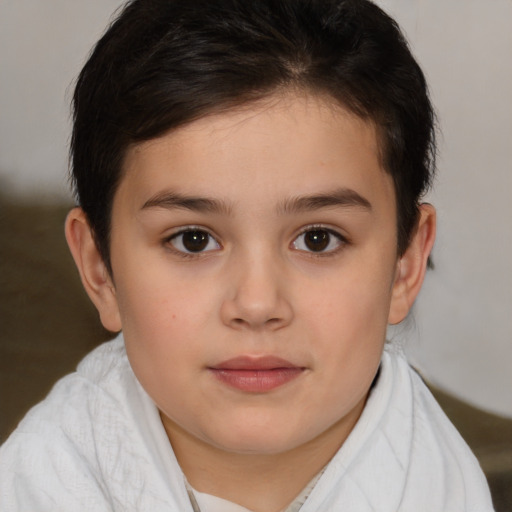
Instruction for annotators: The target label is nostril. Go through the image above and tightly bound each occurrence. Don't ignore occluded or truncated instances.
[230,317,282,329]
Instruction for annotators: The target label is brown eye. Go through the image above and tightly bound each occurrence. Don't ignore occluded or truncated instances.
[292,228,344,253]
[170,229,220,253]
[304,230,329,251]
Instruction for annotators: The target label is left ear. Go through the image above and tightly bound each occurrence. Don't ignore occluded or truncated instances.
[388,203,436,325]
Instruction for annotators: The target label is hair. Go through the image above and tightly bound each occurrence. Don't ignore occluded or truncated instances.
[70,0,436,274]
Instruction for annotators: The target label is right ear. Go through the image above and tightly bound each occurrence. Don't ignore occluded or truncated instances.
[65,208,122,332]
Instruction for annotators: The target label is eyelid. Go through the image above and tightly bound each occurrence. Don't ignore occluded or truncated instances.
[164,225,222,256]
[291,224,349,255]
[294,223,348,240]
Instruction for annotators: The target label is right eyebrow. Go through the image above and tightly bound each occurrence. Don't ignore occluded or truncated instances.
[141,191,233,215]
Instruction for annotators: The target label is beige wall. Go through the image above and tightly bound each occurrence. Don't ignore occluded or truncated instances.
[379,0,512,417]
[1,0,510,417]
[0,0,123,198]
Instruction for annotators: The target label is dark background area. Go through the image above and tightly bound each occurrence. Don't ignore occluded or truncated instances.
[1,193,511,510]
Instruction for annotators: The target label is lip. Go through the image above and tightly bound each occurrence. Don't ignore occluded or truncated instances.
[209,356,305,392]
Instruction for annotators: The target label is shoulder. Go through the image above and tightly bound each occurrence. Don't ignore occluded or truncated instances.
[6,336,132,444]
[76,334,129,383]
[382,347,494,511]
[0,336,159,511]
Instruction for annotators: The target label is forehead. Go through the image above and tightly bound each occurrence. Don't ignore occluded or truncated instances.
[117,93,395,215]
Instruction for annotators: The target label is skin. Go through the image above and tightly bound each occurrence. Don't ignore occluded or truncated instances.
[66,92,436,512]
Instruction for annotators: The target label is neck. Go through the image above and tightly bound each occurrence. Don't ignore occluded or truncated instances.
[161,396,366,512]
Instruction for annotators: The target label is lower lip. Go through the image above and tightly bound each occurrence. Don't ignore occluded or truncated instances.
[209,368,304,392]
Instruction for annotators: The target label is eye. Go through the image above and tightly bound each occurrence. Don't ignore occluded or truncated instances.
[168,229,220,254]
[292,228,345,253]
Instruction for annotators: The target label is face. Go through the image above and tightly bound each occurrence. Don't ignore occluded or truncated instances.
[107,93,401,456]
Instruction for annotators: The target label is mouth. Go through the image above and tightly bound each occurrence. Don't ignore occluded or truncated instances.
[208,356,305,393]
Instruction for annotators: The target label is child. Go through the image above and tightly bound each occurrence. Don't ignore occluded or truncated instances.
[0,0,494,510]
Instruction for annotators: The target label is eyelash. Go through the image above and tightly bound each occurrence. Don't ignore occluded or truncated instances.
[291,225,349,257]
[164,227,221,259]
[163,225,349,259]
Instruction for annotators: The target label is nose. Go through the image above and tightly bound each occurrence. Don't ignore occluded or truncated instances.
[220,252,294,331]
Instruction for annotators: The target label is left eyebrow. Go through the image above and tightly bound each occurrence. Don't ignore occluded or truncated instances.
[277,188,372,215]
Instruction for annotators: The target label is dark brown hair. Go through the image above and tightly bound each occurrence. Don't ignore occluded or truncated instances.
[71,0,436,273]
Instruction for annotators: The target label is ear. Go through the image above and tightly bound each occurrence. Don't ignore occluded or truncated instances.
[65,208,122,332]
[388,203,436,325]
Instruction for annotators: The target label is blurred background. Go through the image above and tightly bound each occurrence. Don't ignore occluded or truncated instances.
[0,0,511,508]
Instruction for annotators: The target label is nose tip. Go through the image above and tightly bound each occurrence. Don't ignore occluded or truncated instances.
[220,261,293,331]
[228,309,289,331]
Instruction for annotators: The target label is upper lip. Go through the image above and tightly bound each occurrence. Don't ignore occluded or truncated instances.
[210,356,301,371]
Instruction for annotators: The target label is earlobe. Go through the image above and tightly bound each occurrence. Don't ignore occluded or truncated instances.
[388,203,436,325]
[65,208,122,332]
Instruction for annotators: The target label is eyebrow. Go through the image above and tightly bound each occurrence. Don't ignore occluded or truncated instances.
[141,191,233,215]
[277,188,372,215]
[141,187,371,216]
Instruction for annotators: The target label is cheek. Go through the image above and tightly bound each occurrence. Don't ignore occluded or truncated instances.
[115,262,228,395]
[117,274,210,410]
[299,260,393,387]
[118,274,214,346]
[114,243,211,323]
[302,265,393,341]
[309,291,388,376]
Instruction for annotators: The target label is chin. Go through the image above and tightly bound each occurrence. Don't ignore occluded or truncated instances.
[204,422,312,456]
